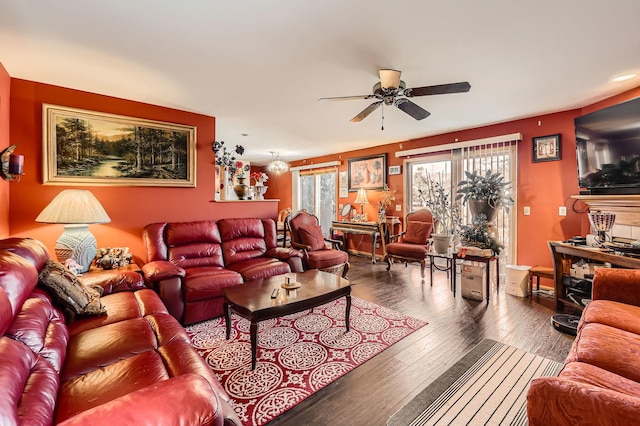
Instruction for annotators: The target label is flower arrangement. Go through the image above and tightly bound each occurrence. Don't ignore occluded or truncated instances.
[417,172,461,235]
[250,171,269,185]
[459,213,503,254]
[212,141,246,176]
[379,184,396,209]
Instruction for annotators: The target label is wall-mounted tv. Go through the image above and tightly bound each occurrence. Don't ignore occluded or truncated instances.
[575,96,640,195]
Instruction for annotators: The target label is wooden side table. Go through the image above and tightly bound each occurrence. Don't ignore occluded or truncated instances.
[81,263,141,278]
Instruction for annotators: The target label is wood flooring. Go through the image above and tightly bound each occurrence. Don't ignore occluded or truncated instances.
[269,256,575,426]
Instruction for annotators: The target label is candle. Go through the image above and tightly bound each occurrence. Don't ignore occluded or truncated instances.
[8,154,23,175]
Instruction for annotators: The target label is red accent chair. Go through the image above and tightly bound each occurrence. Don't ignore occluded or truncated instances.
[287,210,350,278]
[384,209,434,277]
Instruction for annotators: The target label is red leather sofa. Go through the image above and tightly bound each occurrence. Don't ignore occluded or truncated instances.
[142,218,303,325]
[527,268,640,425]
[0,237,241,426]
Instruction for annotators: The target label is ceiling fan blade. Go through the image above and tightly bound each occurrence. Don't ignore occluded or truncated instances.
[405,82,471,97]
[351,101,382,122]
[318,94,373,101]
[379,69,402,89]
[395,99,431,120]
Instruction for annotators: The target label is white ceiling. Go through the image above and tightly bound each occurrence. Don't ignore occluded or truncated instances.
[1,0,639,166]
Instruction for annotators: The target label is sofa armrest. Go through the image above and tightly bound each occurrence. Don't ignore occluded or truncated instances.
[527,377,640,426]
[58,374,241,426]
[266,247,303,260]
[80,270,145,295]
[142,260,186,282]
[592,268,640,307]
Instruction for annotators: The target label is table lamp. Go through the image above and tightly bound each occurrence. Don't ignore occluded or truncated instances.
[354,187,369,220]
[35,189,111,272]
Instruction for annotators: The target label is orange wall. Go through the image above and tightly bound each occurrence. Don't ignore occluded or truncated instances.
[0,63,10,238]
[8,79,277,259]
[270,85,640,267]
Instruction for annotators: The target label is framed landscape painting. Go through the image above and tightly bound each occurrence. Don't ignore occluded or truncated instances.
[348,154,387,191]
[43,104,197,186]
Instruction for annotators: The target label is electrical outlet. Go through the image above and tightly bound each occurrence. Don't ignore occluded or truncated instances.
[395,204,402,211]
[559,206,567,216]
[523,206,531,216]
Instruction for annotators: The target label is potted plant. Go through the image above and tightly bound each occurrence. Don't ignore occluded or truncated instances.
[455,170,514,221]
[417,173,461,253]
[459,213,503,255]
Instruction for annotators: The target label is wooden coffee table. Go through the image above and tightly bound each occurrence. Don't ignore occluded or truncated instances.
[222,270,352,369]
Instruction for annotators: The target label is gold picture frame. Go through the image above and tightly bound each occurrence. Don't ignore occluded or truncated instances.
[43,104,196,186]
[348,154,387,191]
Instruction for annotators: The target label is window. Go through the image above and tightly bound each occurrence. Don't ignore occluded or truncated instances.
[404,141,517,267]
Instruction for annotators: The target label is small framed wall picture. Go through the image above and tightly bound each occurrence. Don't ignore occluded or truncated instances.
[532,134,561,162]
[389,165,401,175]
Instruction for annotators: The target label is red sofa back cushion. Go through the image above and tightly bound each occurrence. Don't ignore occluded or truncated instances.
[218,218,278,266]
[145,221,225,266]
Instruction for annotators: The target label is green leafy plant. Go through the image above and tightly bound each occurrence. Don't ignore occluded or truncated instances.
[417,173,461,235]
[455,170,514,212]
[459,213,503,254]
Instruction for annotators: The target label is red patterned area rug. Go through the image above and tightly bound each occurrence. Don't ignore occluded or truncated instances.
[186,296,427,426]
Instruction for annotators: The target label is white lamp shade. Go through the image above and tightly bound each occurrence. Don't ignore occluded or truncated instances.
[36,190,110,273]
[36,190,111,224]
[354,188,369,205]
[379,69,401,89]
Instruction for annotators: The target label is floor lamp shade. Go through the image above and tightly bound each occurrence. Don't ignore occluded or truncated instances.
[35,190,111,273]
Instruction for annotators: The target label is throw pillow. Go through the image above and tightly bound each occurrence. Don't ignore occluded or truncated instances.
[298,225,326,251]
[38,259,106,317]
[403,221,433,244]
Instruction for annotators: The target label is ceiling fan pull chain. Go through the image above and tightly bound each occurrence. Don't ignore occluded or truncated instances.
[381,104,385,131]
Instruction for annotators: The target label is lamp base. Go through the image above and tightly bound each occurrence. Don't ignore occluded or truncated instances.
[55,224,97,273]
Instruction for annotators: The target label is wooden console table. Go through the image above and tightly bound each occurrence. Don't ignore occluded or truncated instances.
[549,241,640,312]
[330,221,386,264]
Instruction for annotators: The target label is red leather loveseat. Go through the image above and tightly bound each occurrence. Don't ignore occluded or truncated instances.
[0,237,240,426]
[142,218,303,325]
[527,268,640,425]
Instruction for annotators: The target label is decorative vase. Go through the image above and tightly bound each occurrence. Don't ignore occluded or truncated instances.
[234,176,250,200]
[214,166,228,201]
[469,199,498,223]
[253,185,268,200]
[432,234,453,254]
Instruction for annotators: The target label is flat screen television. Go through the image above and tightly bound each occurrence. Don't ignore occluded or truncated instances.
[575,96,640,195]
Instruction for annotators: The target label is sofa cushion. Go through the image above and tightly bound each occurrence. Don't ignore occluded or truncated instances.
[403,221,432,244]
[38,259,106,317]
[183,267,243,301]
[561,361,640,398]
[581,299,640,335]
[567,322,640,383]
[298,225,326,251]
[227,258,291,280]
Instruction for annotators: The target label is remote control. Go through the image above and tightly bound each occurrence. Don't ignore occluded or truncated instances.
[270,288,279,299]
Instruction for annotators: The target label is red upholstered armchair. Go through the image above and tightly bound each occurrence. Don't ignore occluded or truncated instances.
[384,208,434,277]
[287,210,350,278]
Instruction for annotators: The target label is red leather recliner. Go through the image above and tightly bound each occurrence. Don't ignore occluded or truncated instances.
[142,218,303,325]
[0,237,241,426]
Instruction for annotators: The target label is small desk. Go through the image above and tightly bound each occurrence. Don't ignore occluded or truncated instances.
[428,252,499,302]
[330,221,385,264]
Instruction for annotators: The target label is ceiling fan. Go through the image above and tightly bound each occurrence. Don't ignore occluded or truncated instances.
[319,69,471,123]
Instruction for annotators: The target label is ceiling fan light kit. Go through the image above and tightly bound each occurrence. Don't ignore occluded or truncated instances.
[320,69,471,125]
